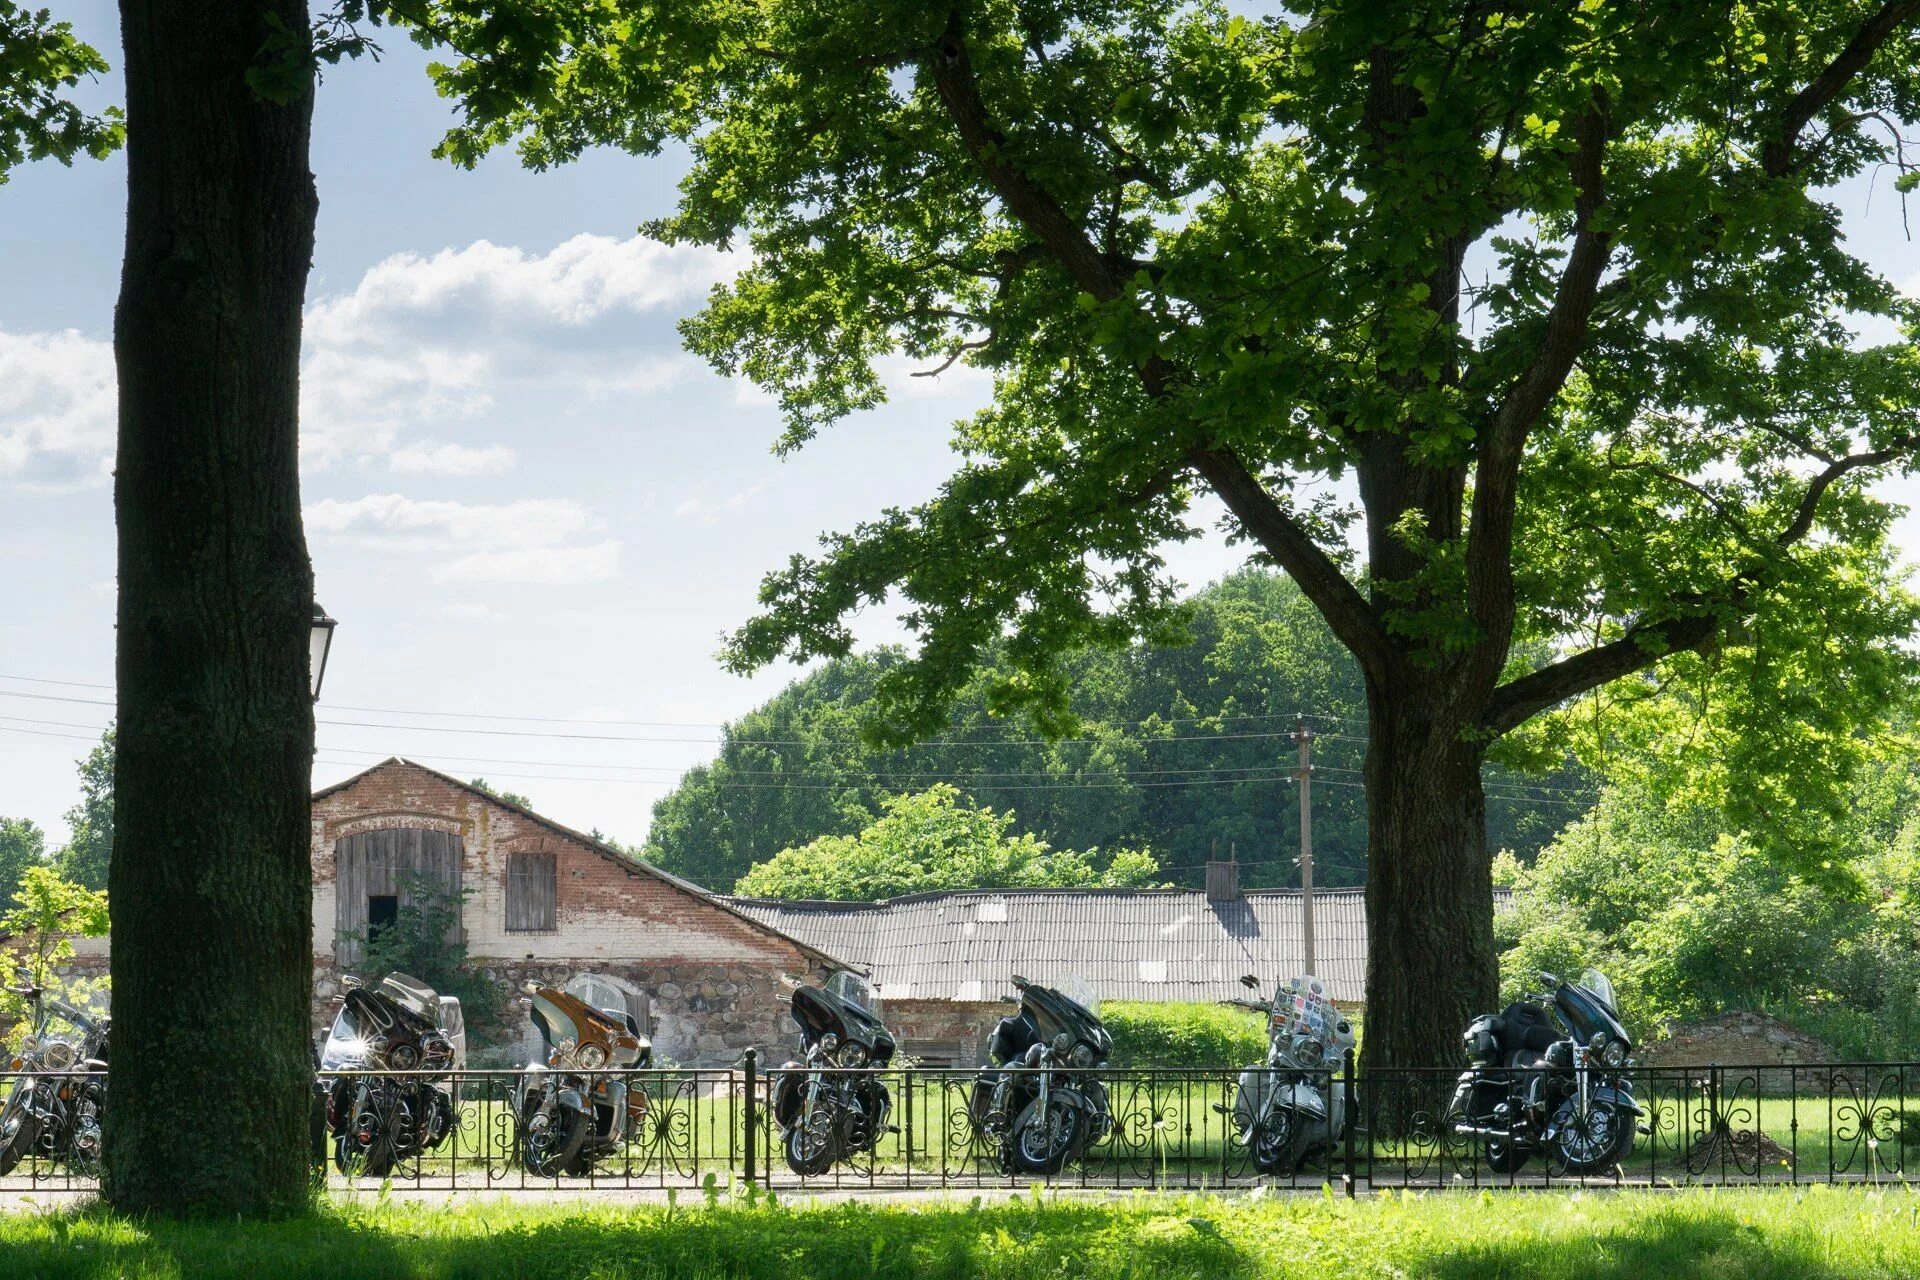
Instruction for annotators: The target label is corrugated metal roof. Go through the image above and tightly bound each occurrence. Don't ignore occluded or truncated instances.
[722,888,1379,1005]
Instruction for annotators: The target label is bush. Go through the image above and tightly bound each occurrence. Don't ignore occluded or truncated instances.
[1099,1001,1267,1068]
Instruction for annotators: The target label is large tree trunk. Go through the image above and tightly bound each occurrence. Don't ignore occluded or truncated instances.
[1358,683,1498,1078]
[105,0,319,1215]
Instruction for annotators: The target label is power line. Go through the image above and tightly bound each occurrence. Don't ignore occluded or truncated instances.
[0,672,1365,737]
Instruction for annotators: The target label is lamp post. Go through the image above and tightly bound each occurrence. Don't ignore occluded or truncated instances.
[310,603,337,703]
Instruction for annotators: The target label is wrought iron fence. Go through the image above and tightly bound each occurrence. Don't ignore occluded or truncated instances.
[7,1056,1920,1194]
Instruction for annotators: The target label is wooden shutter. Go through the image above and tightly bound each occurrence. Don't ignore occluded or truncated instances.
[506,852,556,932]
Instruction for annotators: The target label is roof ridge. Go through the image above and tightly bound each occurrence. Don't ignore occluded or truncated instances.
[319,759,858,972]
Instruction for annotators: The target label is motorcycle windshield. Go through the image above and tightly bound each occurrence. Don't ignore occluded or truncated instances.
[1018,978,1109,1060]
[1558,971,1631,1047]
[1579,969,1620,1018]
[529,990,585,1051]
[824,970,881,1021]
[1267,974,1352,1065]
[321,1004,371,1069]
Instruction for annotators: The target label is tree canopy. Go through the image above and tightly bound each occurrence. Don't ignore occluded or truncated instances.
[1498,750,1920,1059]
[405,0,1920,1067]
[733,782,1160,899]
[647,569,1585,892]
[0,1,120,184]
[55,727,113,891]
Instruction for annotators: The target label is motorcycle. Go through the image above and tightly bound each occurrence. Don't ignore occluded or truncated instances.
[0,983,108,1176]
[969,975,1112,1175]
[517,975,651,1176]
[318,971,464,1176]
[1221,972,1354,1174]
[1447,967,1642,1175]
[771,971,896,1176]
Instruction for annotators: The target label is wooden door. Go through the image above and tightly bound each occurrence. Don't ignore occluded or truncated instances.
[333,827,464,966]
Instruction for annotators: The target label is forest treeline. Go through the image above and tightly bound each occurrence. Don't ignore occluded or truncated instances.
[644,570,1587,893]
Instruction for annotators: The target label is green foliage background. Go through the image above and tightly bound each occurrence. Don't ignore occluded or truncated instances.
[649,571,1584,892]
[734,784,1157,900]
[1100,1000,1269,1069]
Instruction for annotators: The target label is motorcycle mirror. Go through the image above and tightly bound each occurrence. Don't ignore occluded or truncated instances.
[1539,970,1560,987]
[341,975,363,991]
[521,980,540,996]
[1239,974,1260,990]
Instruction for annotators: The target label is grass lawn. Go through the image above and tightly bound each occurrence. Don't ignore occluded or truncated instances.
[8,1186,1920,1278]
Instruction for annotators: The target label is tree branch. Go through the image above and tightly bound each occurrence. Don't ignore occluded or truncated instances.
[1481,610,1720,738]
[1777,433,1920,546]
[925,10,1123,300]
[1481,434,1920,736]
[1764,0,1920,175]
[1188,446,1393,682]
[1464,91,1612,646]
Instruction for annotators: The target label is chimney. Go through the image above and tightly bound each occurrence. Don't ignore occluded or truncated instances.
[1205,847,1241,901]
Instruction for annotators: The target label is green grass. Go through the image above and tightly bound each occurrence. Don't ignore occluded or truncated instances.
[8,1186,1920,1278]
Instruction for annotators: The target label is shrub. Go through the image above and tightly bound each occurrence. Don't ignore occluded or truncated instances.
[1100,1001,1268,1068]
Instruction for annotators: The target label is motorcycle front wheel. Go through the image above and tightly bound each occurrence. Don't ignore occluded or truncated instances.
[784,1103,838,1176]
[1550,1100,1633,1174]
[1011,1099,1083,1176]
[1483,1139,1529,1174]
[0,1105,38,1176]
[334,1127,396,1177]
[1249,1109,1300,1175]
[521,1104,589,1178]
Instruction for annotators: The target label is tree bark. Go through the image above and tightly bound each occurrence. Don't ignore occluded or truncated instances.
[1357,681,1497,1081]
[105,0,319,1215]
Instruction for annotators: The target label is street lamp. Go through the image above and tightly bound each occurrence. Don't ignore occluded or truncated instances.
[310,603,337,703]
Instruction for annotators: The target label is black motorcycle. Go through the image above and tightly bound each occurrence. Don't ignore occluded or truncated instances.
[1448,967,1642,1175]
[969,975,1112,1175]
[0,983,108,1176]
[318,972,464,1176]
[772,971,896,1176]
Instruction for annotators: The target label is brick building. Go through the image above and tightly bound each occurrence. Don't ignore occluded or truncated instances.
[310,758,845,1065]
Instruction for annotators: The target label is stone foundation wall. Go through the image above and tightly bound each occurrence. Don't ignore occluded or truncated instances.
[314,957,829,1068]
[884,1000,1013,1067]
[1641,1011,1839,1095]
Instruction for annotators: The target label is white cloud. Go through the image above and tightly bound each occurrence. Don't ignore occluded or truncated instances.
[674,480,770,524]
[307,493,599,550]
[306,493,623,584]
[305,235,737,342]
[300,234,731,469]
[388,441,518,476]
[438,541,622,585]
[0,329,115,489]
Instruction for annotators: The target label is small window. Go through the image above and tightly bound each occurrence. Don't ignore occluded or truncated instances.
[367,894,399,944]
[506,852,557,932]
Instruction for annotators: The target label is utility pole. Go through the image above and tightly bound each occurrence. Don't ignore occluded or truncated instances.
[1295,714,1315,976]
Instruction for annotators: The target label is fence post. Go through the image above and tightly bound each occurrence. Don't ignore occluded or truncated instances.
[743,1047,758,1185]
[1342,1049,1357,1198]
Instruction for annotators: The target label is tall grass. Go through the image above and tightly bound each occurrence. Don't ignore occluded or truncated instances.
[3,1186,1920,1278]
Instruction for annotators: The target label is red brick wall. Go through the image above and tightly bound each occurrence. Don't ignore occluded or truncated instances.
[310,761,833,1064]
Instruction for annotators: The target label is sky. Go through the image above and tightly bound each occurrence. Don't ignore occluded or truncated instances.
[2,7,1918,854]
[0,3,1257,848]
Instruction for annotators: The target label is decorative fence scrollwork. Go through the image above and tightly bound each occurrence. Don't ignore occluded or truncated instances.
[6,1061,1920,1194]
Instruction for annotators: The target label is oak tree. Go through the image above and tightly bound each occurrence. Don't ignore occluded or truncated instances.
[410,1,1920,1068]
[108,0,326,1214]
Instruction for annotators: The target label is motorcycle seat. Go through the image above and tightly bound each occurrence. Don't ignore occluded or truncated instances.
[1494,1003,1558,1056]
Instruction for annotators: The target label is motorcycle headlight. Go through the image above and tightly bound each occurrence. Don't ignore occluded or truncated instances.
[1051,1033,1071,1057]
[1070,1042,1094,1068]
[819,1033,839,1055]
[839,1042,868,1068]
[39,1040,76,1071]
[1601,1039,1629,1068]
[578,1042,608,1069]
[1290,1035,1325,1068]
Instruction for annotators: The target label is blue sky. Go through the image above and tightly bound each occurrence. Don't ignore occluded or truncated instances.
[2,7,1917,853]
